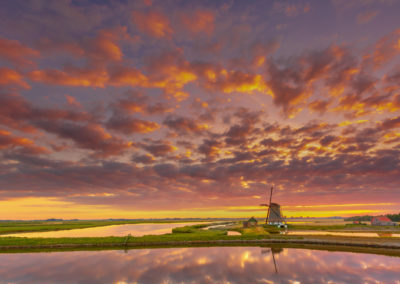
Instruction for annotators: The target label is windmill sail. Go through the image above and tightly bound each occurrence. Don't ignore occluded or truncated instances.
[266,186,273,223]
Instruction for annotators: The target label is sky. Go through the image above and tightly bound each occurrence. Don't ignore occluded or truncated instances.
[0,0,399,220]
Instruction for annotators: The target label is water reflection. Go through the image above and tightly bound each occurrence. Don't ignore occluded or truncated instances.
[287,231,400,238]
[1,222,204,238]
[261,247,283,274]
[0,247,399,283]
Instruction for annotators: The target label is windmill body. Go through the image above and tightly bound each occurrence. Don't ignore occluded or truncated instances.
[261,187,287,228]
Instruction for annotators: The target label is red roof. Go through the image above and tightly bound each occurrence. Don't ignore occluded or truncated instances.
[372,216,392,222]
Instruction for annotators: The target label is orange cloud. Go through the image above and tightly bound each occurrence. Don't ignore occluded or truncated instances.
[151,65,197,101]
[308,100,331,114]
[0,129,48,154]
[142,140,177,157]
[364,28,400,69]
[0,129,33,149]
[37,27,128,63]
[197,66,270,95]
[106,117,160,134]
[65,95,82,108]
[109,66,148,87]
[29,61,195,101]
[145,51,197,100]
[29,68,109,87]
[163,115,209,134]
[36,121,133,157]
[87,29,123,62]
[109,63,196,101]
[0,68,30,89]
[0,37,39,66]
[181,11,215,35]
[132,11,173,38]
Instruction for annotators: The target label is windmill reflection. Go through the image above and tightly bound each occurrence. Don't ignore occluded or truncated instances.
[261,247,283,274]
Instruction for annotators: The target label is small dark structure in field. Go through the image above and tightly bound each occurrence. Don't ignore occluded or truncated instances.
[243,217,258,228]
[260,186,287,228]
[371,216,397,226]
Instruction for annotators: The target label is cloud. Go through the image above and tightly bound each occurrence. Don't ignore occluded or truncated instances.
[113,91,173,115]
[1,112,400,209]
[132,11,173,38]
[85,29,123,62]
[356,10,380,24]
[144,50,197,100]
[132,154,155,164]
[1,0,400,214]
[181,10,215,35]
[0,93,133,157]
[191,61,270,95]
[29,67,109,87]
[65,95,82,108]
[198,139,222,161]
[308,100,332,114]
[0,129,48,154]
[363,28,400,69]
[142,140,177,157]
[380,116,400,130]
[106,115,160,135]
[273,2,311,17]
[0,37,39,66]
[108,65,148,88]
[35,120,133,157]
[0,68,30,89]
[0,93,91,133]
[163,115,208,134]
[0,129,33,149]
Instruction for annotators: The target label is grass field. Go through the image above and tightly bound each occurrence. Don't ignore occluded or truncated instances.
[0,221,399,255]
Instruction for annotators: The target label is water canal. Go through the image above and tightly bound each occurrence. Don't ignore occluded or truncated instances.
[286,230,400,238]
[0,247,399,283]
[1,222,204,238]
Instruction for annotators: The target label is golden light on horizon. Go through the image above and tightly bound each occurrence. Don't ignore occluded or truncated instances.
[0,197,396,220]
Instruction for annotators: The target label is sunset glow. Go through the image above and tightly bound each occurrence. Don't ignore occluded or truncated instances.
[0,0,399,219]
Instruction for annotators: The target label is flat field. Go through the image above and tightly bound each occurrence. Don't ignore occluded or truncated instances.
[0,220,399,255]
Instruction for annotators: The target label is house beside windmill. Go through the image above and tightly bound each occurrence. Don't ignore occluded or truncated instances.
[371,216,397,226]
[243,217,258,228]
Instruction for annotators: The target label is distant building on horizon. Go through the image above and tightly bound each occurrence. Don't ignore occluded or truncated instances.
[371,216,397,226]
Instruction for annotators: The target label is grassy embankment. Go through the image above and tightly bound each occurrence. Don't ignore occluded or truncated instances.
[0,220,207,235]
[1,223,400,256]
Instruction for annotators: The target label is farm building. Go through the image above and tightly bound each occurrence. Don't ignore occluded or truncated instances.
[243,217,258,228]
[371,216,397,226]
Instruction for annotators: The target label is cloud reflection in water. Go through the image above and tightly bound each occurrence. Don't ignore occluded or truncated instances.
[0,247,399,283]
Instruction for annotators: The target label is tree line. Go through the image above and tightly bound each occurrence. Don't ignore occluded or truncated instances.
[344,213,400,222]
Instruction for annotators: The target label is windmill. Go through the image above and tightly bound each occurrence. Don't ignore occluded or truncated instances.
[260,186,287,227]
